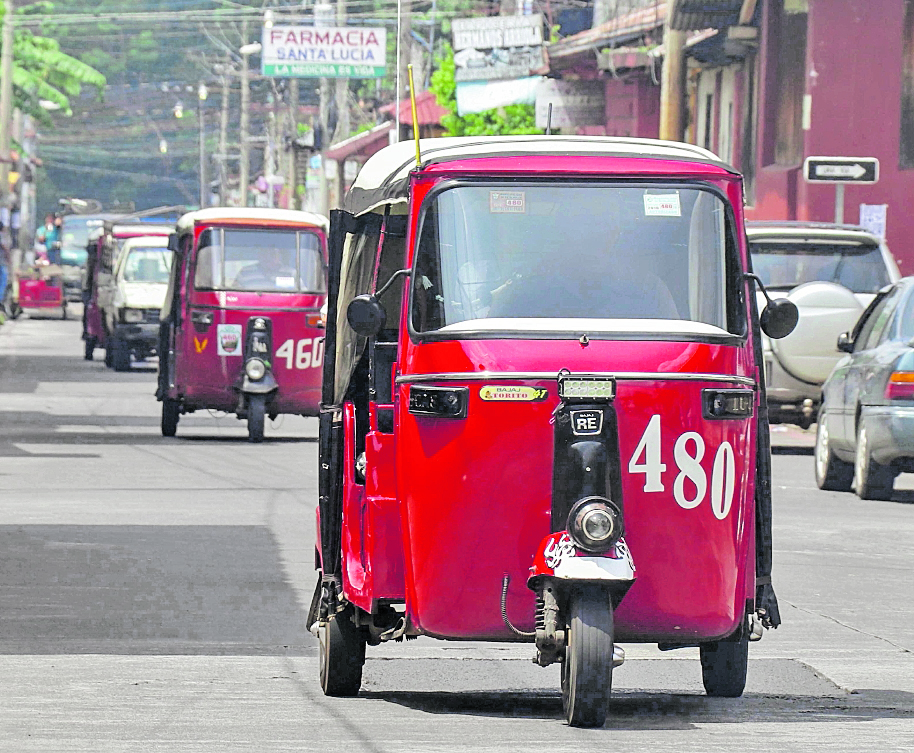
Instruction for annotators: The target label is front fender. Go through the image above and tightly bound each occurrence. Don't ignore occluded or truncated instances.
[242,371,279,394]
[528,531,636,586]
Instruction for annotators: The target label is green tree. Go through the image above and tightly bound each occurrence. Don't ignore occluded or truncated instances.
[429,43,541,137]
[2,2,105,125]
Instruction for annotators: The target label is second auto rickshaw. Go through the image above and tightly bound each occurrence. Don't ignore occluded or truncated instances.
[311,136,798,726]
[156,207,329,441]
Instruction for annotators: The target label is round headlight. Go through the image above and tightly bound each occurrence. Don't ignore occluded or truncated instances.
[245,358,267,381]
[123,308,144,323]
[567,496,623,553]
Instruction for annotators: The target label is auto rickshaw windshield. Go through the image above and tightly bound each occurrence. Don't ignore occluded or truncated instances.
[193,227,325,293]
[412,183,739,335]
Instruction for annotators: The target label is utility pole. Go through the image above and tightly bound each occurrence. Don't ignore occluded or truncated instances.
[315,3,332,215]
[332,0,349,143]
[288,78,299,209]
[659,14,686,142]
[396,0,412,143]
[219,59,230,204]
[198,82,208,208]
[0,0,15,202]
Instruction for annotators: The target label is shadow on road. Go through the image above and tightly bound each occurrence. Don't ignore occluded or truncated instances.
[361,687,914,727]
[771,445,814,456]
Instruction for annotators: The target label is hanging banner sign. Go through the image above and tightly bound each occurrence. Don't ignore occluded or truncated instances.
[262,25,386,78]
[451,15,545,82]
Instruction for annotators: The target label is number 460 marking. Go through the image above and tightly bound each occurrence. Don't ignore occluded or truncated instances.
[275,338,324,369]
[628,414,736,520]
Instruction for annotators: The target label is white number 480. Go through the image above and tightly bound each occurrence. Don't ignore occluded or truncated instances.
[627,414,735,520]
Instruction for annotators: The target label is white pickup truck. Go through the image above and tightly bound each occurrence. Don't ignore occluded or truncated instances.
[99,235,173,371]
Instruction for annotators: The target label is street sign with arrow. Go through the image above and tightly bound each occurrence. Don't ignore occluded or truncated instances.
[804,156,879,184]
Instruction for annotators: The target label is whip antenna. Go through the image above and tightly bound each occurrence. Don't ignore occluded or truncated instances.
[408,64,422,166]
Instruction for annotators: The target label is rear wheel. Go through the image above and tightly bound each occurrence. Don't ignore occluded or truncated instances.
[319,605,366,696]
[104,344,113,368]
[814,410,853,491]
[112,337,131,372]
[700,632,749,697]
[161,398,180,437]
[561,588,613,728]
[247,394,266,443]
[854,418,895,500]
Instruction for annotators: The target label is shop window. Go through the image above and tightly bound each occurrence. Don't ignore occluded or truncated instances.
[901,1,914,168]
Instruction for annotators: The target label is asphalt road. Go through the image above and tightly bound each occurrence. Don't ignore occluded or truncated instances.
[1,311,912,752]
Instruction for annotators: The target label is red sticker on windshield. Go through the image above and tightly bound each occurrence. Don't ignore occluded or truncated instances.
[490,191,526,214]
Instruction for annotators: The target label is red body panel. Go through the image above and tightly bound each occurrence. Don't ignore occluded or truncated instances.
[18,278,63,309]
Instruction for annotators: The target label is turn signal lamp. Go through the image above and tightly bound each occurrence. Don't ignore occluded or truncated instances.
[408,386,468,418]
[559,376,616,401]
[885,371,914,400]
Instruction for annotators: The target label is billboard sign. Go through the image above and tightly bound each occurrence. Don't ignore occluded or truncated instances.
[535,80,605,129]
[451,15,545,82]
[262,25,386,78]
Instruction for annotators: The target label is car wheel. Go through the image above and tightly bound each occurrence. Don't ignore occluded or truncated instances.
[814,410,853,491]
[854,418,895,500]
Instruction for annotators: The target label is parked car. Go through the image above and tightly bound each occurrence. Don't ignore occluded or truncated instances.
[747,221,900,427]
[815,277,914,499]
[99,235,173,371]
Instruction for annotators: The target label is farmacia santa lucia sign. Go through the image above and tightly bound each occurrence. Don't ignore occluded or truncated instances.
[262,26,386,78]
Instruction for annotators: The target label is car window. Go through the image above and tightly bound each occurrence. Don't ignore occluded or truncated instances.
[897,288,914,340]
[750,241,890,293]
[856,289,900,351]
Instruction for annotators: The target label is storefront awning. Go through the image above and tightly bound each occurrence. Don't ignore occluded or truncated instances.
[669,0,756,30]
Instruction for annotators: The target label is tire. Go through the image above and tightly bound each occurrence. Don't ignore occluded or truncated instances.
[814,411,853,491]
[854,418,895,500]
[561,588,613,728]
[161,398,180,437]
[84,337,95,361]
[112,337,131,372]
[247,394,266,443]
[104,344,113,368]
[319,605,366,697]
[700,632,749,697]
[61,305,68,320]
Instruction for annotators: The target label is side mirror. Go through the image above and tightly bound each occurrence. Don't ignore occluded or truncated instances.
[760,298,799,339]
[347,294,386,337]
[837,331,853,353]
[167,232,179,252]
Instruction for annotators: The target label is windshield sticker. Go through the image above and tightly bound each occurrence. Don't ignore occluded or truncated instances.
[643,193,681,217]
[490,191,526,214]
[217,324,243,356]
[480,385,549,402]
[275,276,296,289]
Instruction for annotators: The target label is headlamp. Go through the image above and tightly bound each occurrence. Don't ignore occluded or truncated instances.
[566,496,623,553]
[122,308,144,323]
[245,358,267,381]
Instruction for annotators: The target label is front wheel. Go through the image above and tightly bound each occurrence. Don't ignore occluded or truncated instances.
[815,410,853,491]
[561,588,613,728]
[854,418,895,500]
[247,394,266,443]
[700,632,748,697]
[84,337,96,361]
[161,398,180,437]
[61,304,68,320]
[319,605,366,697]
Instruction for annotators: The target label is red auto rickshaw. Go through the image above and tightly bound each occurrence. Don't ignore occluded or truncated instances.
[83,220,174,361]
[156,208,329,442]
[311,136,799,726]
[10,262,68,320]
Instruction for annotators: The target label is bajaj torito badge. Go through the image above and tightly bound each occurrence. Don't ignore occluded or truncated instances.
[217,324,243,356]
[479,385,549,401]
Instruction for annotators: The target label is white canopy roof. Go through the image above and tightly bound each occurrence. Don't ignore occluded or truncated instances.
[344,135,734,216]
[120,235,170,251]
[176,207,330,234]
